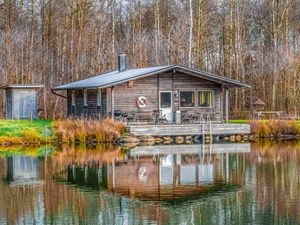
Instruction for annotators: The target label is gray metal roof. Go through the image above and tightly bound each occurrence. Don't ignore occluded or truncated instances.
[53,65,250,90]
[0,84,44,89]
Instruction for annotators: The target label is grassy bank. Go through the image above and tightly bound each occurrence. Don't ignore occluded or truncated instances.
[0,118,125,145]
[1,119,300,145]
[0,120,53,145]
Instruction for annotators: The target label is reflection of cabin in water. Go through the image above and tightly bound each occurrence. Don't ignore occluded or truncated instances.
[53,53,251,136]
[5,156,41,186]
[60,143,250,201]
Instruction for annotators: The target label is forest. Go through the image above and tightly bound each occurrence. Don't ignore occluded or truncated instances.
[0,0,300,118]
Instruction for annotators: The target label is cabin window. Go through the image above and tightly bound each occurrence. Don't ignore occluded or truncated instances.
[83,89,88,106]
[71,91,76,106]
[198,90,213,107]
[180,91,195,107]
[97,89,101,106]
[160,92,172,108]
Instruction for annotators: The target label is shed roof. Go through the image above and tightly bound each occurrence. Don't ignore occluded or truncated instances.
[53,65,250,90]
[0,84,44,89]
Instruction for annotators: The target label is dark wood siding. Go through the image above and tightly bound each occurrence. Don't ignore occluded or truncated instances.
[67,89,107,118]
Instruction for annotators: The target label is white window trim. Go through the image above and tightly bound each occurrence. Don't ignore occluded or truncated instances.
[179,90,196,108]
[83,89,88,107]
[198,90,214,109]
[97,89,102,107]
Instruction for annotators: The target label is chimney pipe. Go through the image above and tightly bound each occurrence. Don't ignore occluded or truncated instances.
[118,52,126,72]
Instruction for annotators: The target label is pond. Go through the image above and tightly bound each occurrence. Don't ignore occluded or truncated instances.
[0,142,300,225]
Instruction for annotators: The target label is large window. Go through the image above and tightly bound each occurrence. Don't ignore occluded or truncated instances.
[198,90,213,107]
[180,91,195,107]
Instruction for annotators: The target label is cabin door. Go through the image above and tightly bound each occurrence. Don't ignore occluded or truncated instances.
[159,91,173,122]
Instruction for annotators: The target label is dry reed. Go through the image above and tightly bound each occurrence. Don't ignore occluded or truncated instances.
[53,118,125,143]
[250,120,300,138]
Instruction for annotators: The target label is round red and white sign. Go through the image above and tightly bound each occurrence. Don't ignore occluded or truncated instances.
[136,96,147,108]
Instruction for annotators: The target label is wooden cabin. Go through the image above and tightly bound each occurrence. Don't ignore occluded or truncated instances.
[53,53,250,124]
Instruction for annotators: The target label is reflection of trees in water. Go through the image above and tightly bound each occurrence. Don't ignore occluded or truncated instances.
[50,144,125,174]
[0,144,128,225]
[0,143,300,224]
[247,141,300,222]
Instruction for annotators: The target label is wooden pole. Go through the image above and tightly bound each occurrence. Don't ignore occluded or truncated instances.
[111,87,115,120]
[225,87,229,123]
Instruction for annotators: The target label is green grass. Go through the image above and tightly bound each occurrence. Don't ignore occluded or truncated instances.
[228,120,249,124]
[0,119,53,139]
[229,119,300,125]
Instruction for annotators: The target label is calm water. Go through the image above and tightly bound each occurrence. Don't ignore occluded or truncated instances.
[0,142,300,225]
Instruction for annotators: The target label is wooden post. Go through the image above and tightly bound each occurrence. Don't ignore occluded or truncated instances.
[111,87,115,120]
[43,86,47,118]
[220,86,224,119]
[225,87,229,123]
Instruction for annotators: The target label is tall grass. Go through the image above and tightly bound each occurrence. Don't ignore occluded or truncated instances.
[53,118,125,143]
[250,120,300,138]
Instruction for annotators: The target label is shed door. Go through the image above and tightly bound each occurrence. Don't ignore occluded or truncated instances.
[159,91,173,122]
[18,91,36,119]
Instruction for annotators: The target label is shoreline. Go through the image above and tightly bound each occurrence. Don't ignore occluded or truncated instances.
[1,119,300,146]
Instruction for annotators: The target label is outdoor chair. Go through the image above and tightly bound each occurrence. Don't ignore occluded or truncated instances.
[153,110,168,124]
[181,111,200,124]
[114,110,123,122]
[125,113,138,124]
[181,111,192,124]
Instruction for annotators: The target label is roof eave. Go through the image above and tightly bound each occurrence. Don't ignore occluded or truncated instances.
[52,64,251,90]
[0,84,45,89]
[52,65,177,90]
[174,66,251,88]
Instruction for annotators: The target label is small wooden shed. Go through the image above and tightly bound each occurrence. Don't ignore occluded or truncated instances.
[0,85,44,119]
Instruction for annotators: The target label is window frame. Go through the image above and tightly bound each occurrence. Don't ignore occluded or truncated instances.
[179,90,196,108]
[198,90,214,108]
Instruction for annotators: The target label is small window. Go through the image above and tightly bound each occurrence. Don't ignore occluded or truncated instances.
[198,90,213,107]
[180,91,195,107]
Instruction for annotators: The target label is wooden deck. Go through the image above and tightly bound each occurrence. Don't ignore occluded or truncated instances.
[127,123,250,136]
[129,143,251,157]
